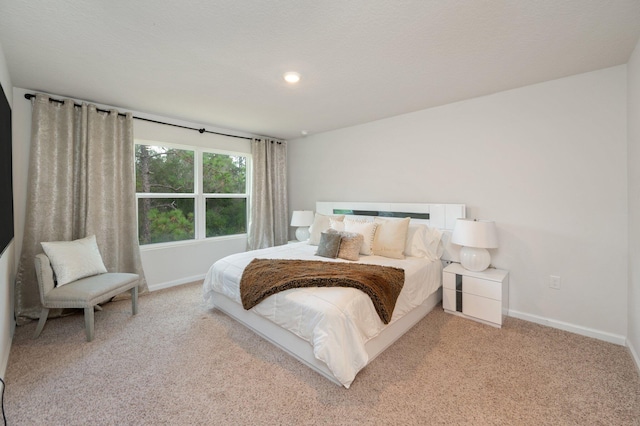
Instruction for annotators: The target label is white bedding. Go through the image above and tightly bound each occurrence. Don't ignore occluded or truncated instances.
[203,242,442,388]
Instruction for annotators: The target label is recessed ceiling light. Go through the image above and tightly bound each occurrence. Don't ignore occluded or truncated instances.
[283,72,301,84]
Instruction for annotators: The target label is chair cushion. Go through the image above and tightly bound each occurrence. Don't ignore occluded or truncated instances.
[43,273,139,309]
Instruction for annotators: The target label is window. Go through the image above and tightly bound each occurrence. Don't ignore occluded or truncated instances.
[135,142,249,245]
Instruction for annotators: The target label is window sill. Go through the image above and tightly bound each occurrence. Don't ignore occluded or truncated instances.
[139,234,247,252]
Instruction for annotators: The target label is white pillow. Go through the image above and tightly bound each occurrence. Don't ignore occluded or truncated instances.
[344,218,378,255]
[405,224,443,260]
[424,225,444,260]
[373,217,410,259]
[329,218,345,232]
[405,224,429,257]
[41,235,108,286]
[308,214,345,245]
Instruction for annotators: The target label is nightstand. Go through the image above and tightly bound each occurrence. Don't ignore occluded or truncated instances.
[442,263,509,328]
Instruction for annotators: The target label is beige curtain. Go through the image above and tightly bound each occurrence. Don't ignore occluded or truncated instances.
[248,138,288,250]
[15,94,147,323]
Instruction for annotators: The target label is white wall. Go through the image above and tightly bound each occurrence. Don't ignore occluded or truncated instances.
[11,87,253,291]
[0,39,14,377]
[289,66,628,343]
[628,38,640,369]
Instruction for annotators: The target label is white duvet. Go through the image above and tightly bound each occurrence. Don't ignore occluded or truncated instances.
[203,242,441,387]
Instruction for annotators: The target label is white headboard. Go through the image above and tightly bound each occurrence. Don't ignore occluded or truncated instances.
[315,201,466,261]
[315,201,465,230]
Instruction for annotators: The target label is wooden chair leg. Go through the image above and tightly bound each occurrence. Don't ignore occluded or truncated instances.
[131,285,138,315]
[33,308,50,339]
[84,306,95,342]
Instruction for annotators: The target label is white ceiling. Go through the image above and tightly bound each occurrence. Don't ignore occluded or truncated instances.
[1,0,639,140]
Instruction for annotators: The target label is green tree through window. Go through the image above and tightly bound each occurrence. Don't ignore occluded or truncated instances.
[202,152,247,238]
[135,143,248,245]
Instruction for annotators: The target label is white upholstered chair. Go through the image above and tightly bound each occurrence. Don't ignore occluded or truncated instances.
[33,253,139,342]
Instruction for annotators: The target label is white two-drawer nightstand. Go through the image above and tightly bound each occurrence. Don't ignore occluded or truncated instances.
[442,263,509,328]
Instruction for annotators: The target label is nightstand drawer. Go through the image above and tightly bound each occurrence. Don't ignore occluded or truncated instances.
[444,272,501,300]
[442,287,457,312]
[443,272,457,290]
[463,293,502,324]
[463,276,501,300]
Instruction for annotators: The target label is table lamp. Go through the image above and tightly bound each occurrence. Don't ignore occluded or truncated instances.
[291,210,314,241]
[450,219,498,272]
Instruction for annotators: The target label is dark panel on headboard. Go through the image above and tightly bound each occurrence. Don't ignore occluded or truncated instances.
[333,209,429,220]
[0,84,14,257]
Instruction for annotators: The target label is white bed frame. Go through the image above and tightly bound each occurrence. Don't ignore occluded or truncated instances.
[212,202,466,386]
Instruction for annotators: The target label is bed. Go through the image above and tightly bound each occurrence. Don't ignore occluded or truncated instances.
[203,201,465,387]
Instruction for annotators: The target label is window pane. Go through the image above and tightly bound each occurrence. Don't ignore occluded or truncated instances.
[135,145,194,193]
[138,198,195,244]
[202,153,246,194]
[206,198,247,237]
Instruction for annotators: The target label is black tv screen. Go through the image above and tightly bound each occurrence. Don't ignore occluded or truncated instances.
[0,84,13,257]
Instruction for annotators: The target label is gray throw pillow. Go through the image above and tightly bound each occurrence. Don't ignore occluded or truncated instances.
[315,232,342,258]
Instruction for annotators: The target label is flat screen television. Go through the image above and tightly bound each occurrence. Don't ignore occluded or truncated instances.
[0,84,13,257]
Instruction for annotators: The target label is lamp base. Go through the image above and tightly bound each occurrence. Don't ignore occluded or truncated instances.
[295,227,310,242]
[459,246,491,272]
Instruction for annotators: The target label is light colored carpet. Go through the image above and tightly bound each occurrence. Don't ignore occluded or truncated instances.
[4,282,640,425]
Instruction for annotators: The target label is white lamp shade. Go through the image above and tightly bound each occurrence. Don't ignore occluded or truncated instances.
[450,219,498,249]
[290,210,314,227]
[451,219,498,271]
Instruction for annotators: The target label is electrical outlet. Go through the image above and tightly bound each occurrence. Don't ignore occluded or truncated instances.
[549,275,561,290]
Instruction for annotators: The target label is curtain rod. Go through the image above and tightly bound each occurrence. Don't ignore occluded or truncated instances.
[23,93,259,141]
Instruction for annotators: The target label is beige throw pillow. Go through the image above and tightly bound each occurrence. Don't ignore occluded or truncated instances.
[344,219,377,255]
[373,217,411,259]
[308,213,345,245]
[327,229,363,261]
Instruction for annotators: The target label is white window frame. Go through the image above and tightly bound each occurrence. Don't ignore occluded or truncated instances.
[135,140,251,247]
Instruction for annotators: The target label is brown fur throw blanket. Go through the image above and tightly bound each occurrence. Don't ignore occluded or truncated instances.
[240,259,405,324]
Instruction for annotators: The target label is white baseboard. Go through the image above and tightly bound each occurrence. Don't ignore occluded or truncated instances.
[508,309,626,346]
[0,315,13,378]
[147,274,205,292]
[628,339,640,376]
[0,332,10,379]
